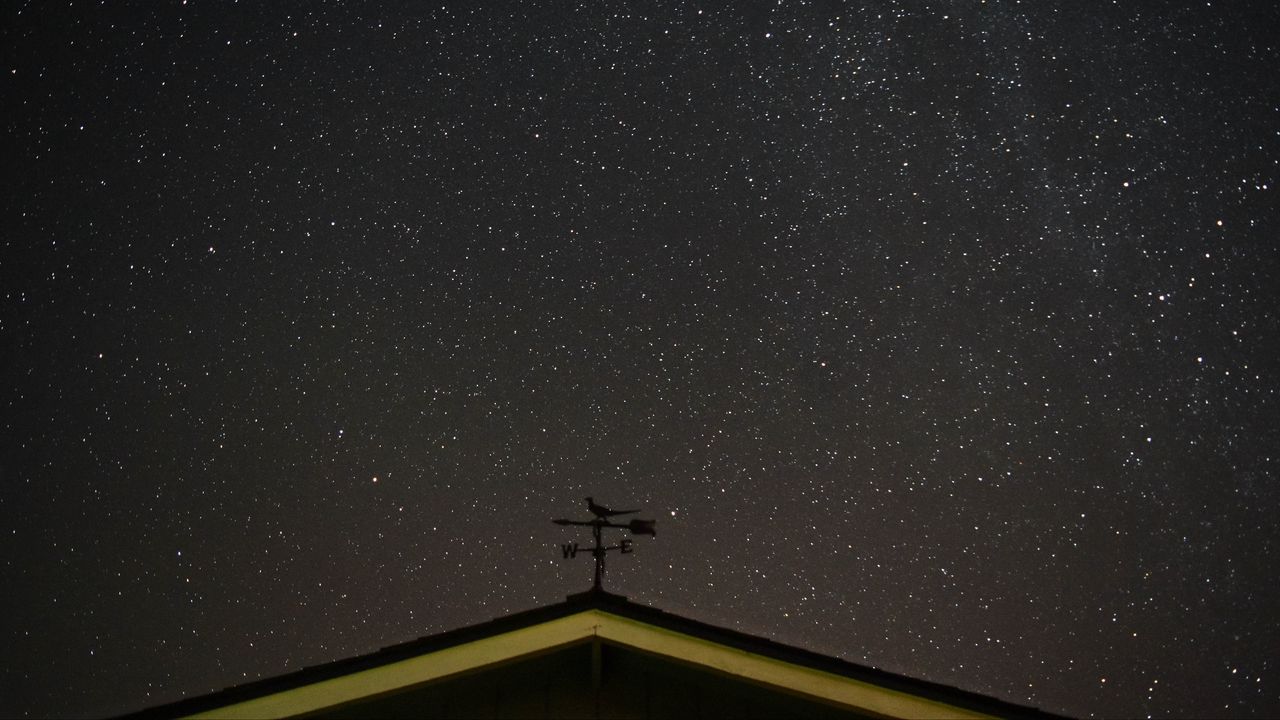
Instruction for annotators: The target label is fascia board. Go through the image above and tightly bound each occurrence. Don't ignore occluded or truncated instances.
[590,610,995,720]
[185,608,995,719]
[185,611,604,718]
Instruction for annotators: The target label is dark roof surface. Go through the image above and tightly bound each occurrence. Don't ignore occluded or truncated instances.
[123,589,1069,719]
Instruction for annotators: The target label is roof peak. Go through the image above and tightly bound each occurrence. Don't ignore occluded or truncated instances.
[565,587,629,604]
[122,591,1069,720]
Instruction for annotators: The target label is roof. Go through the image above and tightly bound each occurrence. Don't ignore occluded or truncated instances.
[124,590,1067,719]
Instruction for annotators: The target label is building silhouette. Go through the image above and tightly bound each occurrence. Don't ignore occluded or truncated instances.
[126,589,1065,719]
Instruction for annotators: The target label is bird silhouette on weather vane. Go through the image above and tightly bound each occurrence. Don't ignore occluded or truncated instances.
[553,497,656,591]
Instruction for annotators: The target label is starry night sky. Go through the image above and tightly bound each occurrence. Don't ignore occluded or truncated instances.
[3,2,1278,717]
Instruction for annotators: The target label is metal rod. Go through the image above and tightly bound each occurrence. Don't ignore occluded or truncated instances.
[592,521,604,590]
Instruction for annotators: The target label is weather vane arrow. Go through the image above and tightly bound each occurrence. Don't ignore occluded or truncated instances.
[553,496,656,591]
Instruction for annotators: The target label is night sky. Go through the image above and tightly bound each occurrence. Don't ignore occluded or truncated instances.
[3,2,1278,718]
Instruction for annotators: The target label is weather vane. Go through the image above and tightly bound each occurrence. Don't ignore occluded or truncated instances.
[554,497,656,591]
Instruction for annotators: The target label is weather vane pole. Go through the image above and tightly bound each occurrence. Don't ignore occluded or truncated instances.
[554,497,656,591]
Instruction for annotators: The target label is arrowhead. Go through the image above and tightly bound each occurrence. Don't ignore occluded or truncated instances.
[628,519,656,537]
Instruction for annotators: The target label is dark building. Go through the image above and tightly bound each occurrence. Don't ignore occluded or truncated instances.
[127,590,1064,719]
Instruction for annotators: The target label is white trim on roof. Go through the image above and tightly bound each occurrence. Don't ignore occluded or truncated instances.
[187,609,993,719]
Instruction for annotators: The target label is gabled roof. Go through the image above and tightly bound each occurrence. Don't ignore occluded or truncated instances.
[125,590,1066,719]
